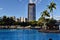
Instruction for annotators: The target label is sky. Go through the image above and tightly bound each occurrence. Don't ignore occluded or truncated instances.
[0,0,60,20]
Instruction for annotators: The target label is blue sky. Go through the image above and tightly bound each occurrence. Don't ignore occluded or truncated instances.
[0,0,60,20]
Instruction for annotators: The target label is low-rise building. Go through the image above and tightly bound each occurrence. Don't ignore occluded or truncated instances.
[20,17,28,22]
[9,16,28,22]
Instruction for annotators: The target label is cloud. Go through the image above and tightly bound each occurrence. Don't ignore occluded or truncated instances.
[31,0,42,4]
[0,8,3,10]
[18,0,42,4]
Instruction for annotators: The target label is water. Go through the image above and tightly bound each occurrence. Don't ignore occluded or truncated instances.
[0,29,60,40]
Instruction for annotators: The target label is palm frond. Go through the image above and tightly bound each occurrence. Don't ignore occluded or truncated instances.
[41,10,50,17]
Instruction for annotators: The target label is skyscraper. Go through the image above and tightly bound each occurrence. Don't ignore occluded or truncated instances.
[28,0,36,21]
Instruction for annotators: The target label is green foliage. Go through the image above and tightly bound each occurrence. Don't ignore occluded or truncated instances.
[41,10,50,17]
[38,10,50,27]
[29,20,37,26]
[0,16,15,25]
[46,18,57,30]
[0,16,30,26]
[38,1,56,29]
[47,19,57,25]
[48,1,56,12]
[48,1,56,18]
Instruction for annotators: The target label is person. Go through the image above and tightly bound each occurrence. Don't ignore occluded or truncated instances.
[49,38,52,40]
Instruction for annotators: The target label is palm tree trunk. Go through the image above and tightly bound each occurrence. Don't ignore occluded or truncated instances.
[44,22,46,30]
[51,11,53,19]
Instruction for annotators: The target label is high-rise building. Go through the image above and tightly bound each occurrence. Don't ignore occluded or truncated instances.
[28,0,36,21]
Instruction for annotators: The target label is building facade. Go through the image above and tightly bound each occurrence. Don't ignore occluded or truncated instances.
[20,17,28,22]
[28,3,36,21]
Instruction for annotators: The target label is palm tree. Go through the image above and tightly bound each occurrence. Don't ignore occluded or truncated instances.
[42,10,50,29]
[41,10,50,17]
[48,1,56,19]
[38,10,50,29]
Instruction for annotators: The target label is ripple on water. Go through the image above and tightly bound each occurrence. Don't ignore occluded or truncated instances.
[0,29,60,40]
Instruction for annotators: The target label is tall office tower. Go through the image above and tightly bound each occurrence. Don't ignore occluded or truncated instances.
[28,0,36,21]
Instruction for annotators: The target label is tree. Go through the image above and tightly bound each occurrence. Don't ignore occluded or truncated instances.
[2,16,7,21]
[41,10,50,17]
[46,19,57,30]
[38,17,44,26]
[2,16,7,25]
[38,10,50,29]
[9,17,15,25]
[29,20,37,26]
[48,1,56,19]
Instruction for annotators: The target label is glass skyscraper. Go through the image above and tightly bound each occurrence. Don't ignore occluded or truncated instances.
[28,3,36,21]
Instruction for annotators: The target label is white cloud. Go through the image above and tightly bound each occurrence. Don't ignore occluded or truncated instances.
[30,0,42,4]
[18,0,42,4]
[0,8,3,10]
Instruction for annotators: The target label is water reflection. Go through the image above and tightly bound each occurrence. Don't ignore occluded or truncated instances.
[0,29,60,40]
